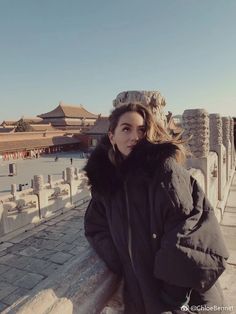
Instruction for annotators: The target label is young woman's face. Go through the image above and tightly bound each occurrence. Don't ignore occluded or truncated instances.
[109,111,146,157]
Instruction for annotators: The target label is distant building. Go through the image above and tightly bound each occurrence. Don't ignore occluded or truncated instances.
[0,126,16,133]
[0,103,99,160]
[85,116,109,149]
[38,102,98,131]
[30,124,57,132]
[0,131,81,161]
[1,117,43,127]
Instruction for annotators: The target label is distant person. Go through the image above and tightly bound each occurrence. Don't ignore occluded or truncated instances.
[55,156,58,162]
[70,158,73,165]
[84,103,229,314]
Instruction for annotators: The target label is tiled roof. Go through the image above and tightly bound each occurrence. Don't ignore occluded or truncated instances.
[1,120,17,126]
[1,117,43,126]
[0,136,80,153]
[0,127,16,133]
[86,117,109,134]
[30,124,56,131]
[22,117,43,124]
[38,102,98,119]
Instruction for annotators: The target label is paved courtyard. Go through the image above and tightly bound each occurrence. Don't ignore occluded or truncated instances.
[0,152,87,196]
[0,200,90,312]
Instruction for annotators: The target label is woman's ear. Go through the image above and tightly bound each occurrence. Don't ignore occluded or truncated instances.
[108,131,115,145]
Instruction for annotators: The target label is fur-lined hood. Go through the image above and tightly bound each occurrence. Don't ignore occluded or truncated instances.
[84,135,179,195]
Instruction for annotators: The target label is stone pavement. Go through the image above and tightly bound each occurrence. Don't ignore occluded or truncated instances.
[0,174,235,313]
[0,152,87,196]
[220,172,236,312]
[0,200,90,312]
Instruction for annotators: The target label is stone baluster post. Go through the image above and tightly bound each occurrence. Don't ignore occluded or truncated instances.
[74,167,79,179]
[66,167,74,182]
[230,118,235,169]
[33,175,44,193]
[11,183,17,195]
[182,109,211,197]
[33,175,47,218]
[48,175,52,188]
[62,170,66,182]
[209,114,226,200]
[66,167,76,204]
[222,117,231,181]
[11,184,18,201]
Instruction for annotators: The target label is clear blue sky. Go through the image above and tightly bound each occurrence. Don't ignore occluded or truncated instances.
[0,0,235,122]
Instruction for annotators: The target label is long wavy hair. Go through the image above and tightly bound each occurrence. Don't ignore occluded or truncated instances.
[108,103,187,165]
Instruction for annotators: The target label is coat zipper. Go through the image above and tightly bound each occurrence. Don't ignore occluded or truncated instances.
[124,181,135,271]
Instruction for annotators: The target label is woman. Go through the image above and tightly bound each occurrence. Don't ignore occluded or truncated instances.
[84,103,229,314]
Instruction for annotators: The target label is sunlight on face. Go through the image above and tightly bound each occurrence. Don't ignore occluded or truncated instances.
[109,111,146,157]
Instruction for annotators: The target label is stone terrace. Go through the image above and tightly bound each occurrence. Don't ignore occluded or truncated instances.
[0,174,235,313]
[0,201,90,312]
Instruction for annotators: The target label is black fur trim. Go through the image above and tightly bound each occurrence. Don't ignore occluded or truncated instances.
[84,135,178,195]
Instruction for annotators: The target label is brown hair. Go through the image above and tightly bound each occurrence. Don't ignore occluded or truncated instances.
[108,103,187,165]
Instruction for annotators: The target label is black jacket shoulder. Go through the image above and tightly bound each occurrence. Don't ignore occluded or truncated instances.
[84,136,180,195]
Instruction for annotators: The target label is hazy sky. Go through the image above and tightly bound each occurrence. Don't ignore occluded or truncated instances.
[0,0,235,122]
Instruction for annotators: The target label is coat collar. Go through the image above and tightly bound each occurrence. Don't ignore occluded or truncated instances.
[84,135,178,195]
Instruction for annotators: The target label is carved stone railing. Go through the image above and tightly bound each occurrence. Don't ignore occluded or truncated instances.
[182,109,219,209]
[222,116,232,181]
[230,117,235,170]
[209,114,226,201]
[0,167,90,238]
[182,109,235,220]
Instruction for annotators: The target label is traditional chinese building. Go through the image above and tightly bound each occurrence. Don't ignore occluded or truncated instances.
[85,116,109,150]
[1,117,43,127]
[0,130,81,161]
[38,102,98,131]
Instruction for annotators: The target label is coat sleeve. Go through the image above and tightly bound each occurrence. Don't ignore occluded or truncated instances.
[84,192,123,276]
[153,158,229,304]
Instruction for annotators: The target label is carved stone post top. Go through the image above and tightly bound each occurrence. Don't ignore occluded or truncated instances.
[209,113,222,147]
[33,175,44,192]
[209,113,222,119]
[222,116,231,145]
[113,90,167,126]
[33,175,44,183]
[11,184,17,195]
[113,90,166,108]
[230,118,234,140]
[183,108,209,118]
[62,170,66,181]
[182,108,209,158]
[66,167,74,182]
[222,116,231,122]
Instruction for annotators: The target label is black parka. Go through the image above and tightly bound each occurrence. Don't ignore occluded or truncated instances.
[84,137,229,314]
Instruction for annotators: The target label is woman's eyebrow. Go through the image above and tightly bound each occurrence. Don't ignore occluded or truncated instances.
[120,122,131,126]
[120,123,145,127]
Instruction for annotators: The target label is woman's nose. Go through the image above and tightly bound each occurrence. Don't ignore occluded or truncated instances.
[130,130,140,141]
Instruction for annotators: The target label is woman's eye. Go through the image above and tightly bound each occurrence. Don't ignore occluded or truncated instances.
[139,128,145,134]
[122,127,130,132]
